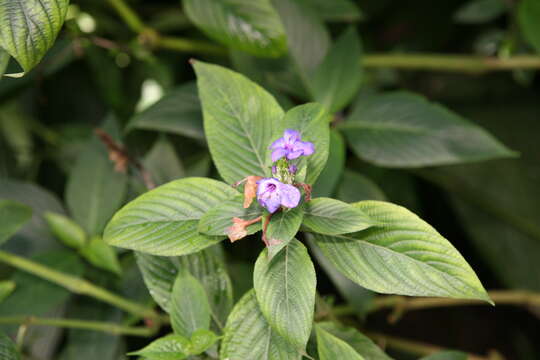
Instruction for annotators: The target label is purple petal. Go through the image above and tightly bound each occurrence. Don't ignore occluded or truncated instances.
[289,164,297,174]
[271,148,288,162]
[293,141,315,156]
[264,195,282,213]
[283,129,300,144]
[279,184,301,209]
[286,150,303,160]
[269,137,285,150]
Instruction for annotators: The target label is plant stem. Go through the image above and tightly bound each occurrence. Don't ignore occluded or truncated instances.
[157,36,227,56]
[0,250,163,322]
[0,316,156,337]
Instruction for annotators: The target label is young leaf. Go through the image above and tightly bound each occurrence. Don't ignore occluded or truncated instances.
[0,0,70,72]
[312,130,346,198]
[282,103,330,184]
[184,0,287,57]
[453,0,506,24]
[198,195,263,236]
[303,198,373,235]
[0,199,32,245]
[220,290,301,360]
[340,92,517,167]
[309,27,363,113]
[104,178,237,256]
[171,269,212,337]
[127,82,204,140]
[0,281,15,303]
[143,136,185,186]
[190,329,220,355]
[79,236,122,275]
[128,334,191,360]
[43,212,86,249]
[518,0,540,53]
[312,201,491,302]
[0,331,20,360]
[316,325,364,360]
[253,239,316,350]
[193,61,285,184]
[266,206,304,260]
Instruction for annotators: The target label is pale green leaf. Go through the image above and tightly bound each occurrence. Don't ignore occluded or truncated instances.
[303,197,373,235]
[266,206,304,260]
[198,195,263,236]
[0,0,70,72]
[0,281,15,303]
[190,329,220,355]
[518,0,540,53]
[143,136,185,186]
[312,130,346,198]
[220,290,301,360]
[453,0,506,24]
[128,334,190,360]
[315,325,364,360]
[0,48,8,79]
[43,212,86,249]
[340,92,517,167]
[0,199,32,245]
[79,236,121,275]
[171,269,212,337]
[312,201,491,301]
[0,332,19,360]
[193,61,284,183]
[184,0,286,57]
[104,178,237,256]
[253,239,316,350]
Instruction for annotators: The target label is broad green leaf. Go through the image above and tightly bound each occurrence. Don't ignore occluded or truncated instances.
[43,212,86,249]
[128,82,204,140]
[184,0,286,57]
[0,0,70,72]
[104,178,237,256]
[281,103,330,184]
[303,198,373,235]
[317,322,392,360]
[220,290,301,360]
[66,141,127,236]
[0,281,15,303]
[171,269,212,337]
[0,48,8,79]
[294,0,363,22]
[309,27,362,112]
[0,332,19,360]
[190,329,220,354]
[253,239,316,350]
[337,170,386,203]
[0,200,32,245]
[136,246,233,328]
[421,351,467,360]
[143,136,185,186]
[312,201,491,301]
[453,0,506,24]
[79,236,121,275]
[518,0,540,53]
[312,130,346,198]
[193,61,284,183]
[340,92,517,167]
[128,334,190,360]
[315,325,364,360]
[198,195,263,236]
[266,206,304,260]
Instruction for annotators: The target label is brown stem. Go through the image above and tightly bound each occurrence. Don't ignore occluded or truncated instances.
[261,214,273,246]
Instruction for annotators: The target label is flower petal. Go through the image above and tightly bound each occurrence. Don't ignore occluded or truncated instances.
[286,150,304,160]
[283,129,300,144]
[271,148,288,162]
[293,141,315,156]
[264,194,282,213]
[279,184,301,209]
[269,137,285,150]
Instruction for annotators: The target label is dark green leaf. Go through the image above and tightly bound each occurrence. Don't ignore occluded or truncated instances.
[43,212,86,249]
[518,0,540,53]
[143,136,185,186]
[303,197,373,235]
[184,0,286,57]
[220,290,301,360]
[253,239,316,350]
[198,195,263,236]
[294,0,363,22]
[0,332,19,360]
[193,61,284,183]
[0,199,32,245]
[340,92,517,167]
[312,130,346,198]
[336,170,386,203]
[104,178,237,256]
[315,325,364,360]
[128,334,190,360]
[453,0,506,24]
[79,236,121,275]
[0,281,15,303]
[266,206,304,260]
[313,201,491,301]
[420,351,468,360]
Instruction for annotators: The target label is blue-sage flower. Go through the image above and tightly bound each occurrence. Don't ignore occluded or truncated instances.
[256,178,301,213]
[270,129,315,162]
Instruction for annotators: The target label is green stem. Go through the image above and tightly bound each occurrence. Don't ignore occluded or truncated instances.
[107,0,146,33]
[157,36,227,56]
[0,250,163,322]
[0,316,156,337]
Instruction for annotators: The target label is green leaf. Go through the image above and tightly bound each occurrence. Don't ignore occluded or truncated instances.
[453,0,506,24]
[128,334,190,360]
[0,0,70,72]
[518,0,540,53]
[312,130,346,198]
[190,329,220,355]
[193,61,284,184]
[128,82,204,140]
[315,325,364,360]
[309,27,362,112]
[43,212,86,249]
[79,236,121,275]
[303,198,373,235]
[0,331,20,360]
[171,269,212,337]
[294,0,363,22]
[420,351,467,360]
[220,290,301,360]
[317,322,393,360]
[312,201,491,301]
[0,199,32,245]
[0,281,15,303]
[66,141,127,236]
[281,103,330,184]
[340,92,517,167]
[266,206,304,260]
[253,239,316,350]
[336,170,386,203]
[143,136,185,186]
[198,195,263,236]
[0,48,9,79]
[104,177,237,255]
[184,0,286,57]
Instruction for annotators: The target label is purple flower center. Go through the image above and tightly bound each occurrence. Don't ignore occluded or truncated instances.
[256,178,301,213]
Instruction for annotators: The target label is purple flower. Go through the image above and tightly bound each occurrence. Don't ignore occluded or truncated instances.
[256,178,301,213]
[270,129,315,162]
